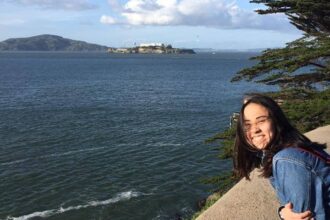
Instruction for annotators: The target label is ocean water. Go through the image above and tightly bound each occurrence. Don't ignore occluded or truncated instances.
[0,52,276,220]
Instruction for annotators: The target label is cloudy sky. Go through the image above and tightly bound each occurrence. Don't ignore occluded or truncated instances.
[0,0,302,50]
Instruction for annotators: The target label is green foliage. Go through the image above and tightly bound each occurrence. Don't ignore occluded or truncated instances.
[189,192,222,220]
[205,126,236,159]
[205,126,236,142]
[218,139,235,159]
[191,172,240,220]
[280,88,330,132]
[257,89,329,132]
[251,0,330,34]
[232,34,330,87]
[200,171,240,194]
[191,128,239,219]
[232,0,330,88]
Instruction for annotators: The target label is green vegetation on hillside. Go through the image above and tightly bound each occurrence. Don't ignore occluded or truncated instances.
[268,89,330,132]
[0,34,109,51]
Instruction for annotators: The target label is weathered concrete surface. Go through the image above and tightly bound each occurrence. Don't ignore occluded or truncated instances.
[305,125,330,153]
[196,125,330,220]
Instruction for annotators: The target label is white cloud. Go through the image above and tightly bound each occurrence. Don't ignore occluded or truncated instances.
[100,15,116,24]
[101,0,292,31]
[4,0,97,10]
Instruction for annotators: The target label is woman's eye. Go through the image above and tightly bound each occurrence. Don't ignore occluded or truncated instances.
[257,119,266,124]
[244,124,251,130]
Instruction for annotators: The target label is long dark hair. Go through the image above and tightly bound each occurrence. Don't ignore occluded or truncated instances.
[233,94,321,180]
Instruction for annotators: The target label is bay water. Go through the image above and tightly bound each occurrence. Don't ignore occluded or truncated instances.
[0,52,276,220]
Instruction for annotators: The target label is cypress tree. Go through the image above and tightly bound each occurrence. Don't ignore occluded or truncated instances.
[232,0,330,89]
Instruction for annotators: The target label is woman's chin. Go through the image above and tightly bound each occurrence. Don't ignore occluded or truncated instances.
[253,142,267,150]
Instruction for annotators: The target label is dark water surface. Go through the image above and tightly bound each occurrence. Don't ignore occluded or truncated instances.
[0,52,276,220]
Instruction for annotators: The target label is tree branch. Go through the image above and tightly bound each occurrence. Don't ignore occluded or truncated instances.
[308,62,326,68]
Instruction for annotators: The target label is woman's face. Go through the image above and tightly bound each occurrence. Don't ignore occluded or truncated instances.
[243,103,274,150]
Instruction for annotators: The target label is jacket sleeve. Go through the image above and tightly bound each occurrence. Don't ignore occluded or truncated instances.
[272,158,313,213]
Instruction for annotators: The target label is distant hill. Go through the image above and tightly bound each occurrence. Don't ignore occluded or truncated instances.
[0,34,109,51]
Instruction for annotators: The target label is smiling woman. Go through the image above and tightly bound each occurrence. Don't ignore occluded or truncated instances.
[234,94,330,220]
[243,103,273,150]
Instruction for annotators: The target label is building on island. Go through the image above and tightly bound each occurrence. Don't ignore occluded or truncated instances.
[107,43,195,54]
[139,43,165,47]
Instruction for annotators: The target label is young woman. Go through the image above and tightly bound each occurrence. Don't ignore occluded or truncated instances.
[233,94,329,220]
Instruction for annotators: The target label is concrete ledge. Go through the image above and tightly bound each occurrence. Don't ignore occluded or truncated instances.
[197,125,330,220]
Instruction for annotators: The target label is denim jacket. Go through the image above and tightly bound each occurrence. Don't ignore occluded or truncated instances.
[269,147,330,220]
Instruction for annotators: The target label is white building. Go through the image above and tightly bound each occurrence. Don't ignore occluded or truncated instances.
[139,43,164,47]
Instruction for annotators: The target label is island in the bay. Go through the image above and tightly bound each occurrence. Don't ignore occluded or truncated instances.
[108,43,196,54]
[0,34,196,54]
[0,34,109,51]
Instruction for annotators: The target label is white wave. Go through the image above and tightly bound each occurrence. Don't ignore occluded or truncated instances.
[40,146,107,159]
[117,142,142,147]
[146,143,182,147]
[5,209,55,220]
[5,191,140,220]
[1,146,107,166]
[0,158,30,166]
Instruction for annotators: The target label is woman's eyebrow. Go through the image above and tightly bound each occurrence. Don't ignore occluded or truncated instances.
[256,115,268,119]
[244,115,268,121]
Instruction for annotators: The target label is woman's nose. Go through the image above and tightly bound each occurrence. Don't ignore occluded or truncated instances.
[251,126,262,133]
